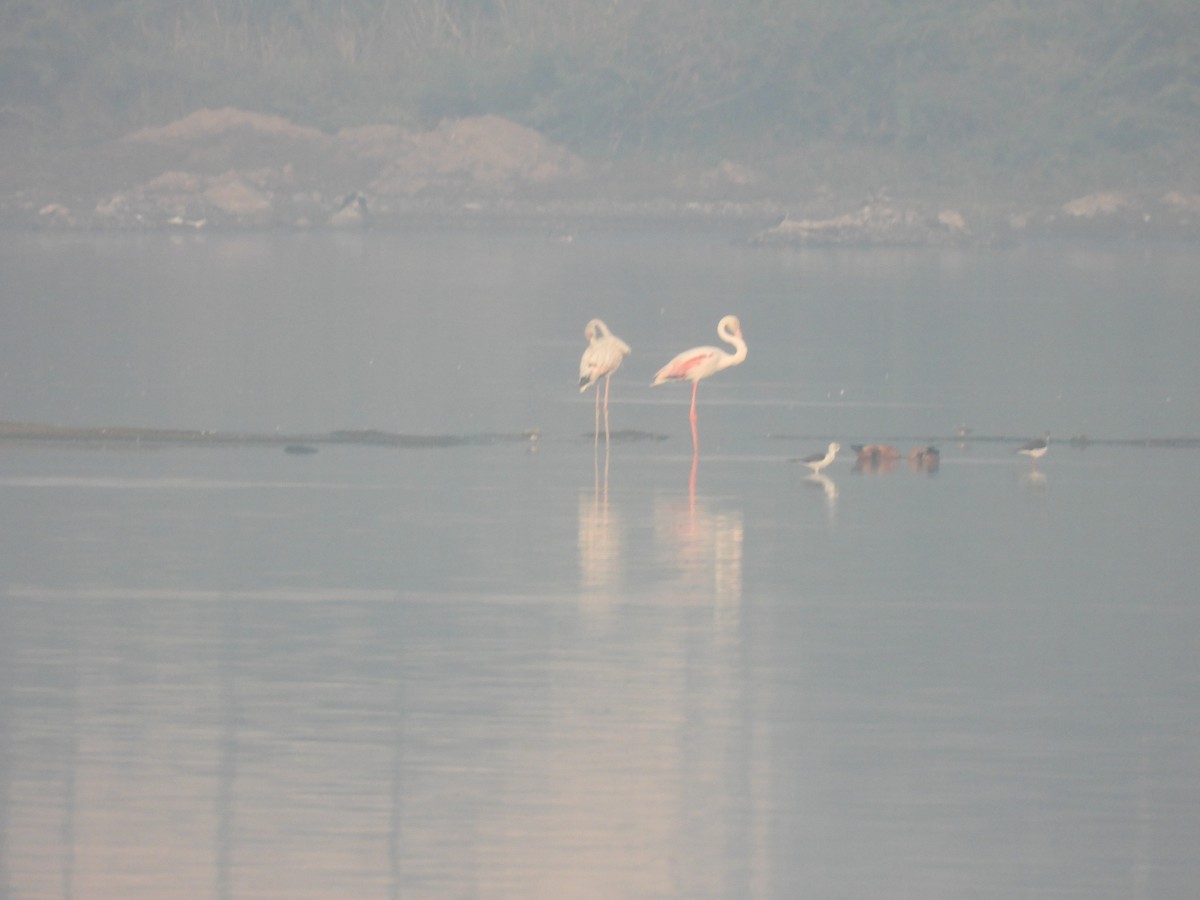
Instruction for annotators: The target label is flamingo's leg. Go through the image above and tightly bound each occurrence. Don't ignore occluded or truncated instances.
[689,447,698,510]
[689,381,699,454]
[603,374,612,444]
[593,384,601,446]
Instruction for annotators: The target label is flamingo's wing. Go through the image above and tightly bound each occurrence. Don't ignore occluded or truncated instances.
[579,345,603,389]
[579,354,594,386]
[654,346,716,383]
[581,338,630,390]
[601,340,630,371]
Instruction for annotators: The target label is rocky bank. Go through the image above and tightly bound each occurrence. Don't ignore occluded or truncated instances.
[8,107,1200,245]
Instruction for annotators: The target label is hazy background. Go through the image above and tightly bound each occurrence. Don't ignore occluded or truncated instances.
[3,5,1200,896]
[2,0,1198,203]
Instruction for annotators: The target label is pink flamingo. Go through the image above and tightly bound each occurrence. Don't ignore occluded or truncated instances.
[579,319,631,444]
[652,315,747,453]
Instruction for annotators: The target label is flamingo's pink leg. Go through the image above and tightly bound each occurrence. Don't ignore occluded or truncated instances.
[689,448,698,510]
[689,381,699,454]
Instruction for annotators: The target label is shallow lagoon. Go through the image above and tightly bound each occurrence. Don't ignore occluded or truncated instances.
[2,231,1198,898]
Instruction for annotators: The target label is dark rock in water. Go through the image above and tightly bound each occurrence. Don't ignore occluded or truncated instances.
[284,444,319,455]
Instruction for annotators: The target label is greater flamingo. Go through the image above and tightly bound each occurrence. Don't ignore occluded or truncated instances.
[579,319,631,444]
[795,441,840,475]
[652,315,747,453]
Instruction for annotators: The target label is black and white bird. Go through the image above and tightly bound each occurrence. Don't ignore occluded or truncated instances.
[794,441,840,475]
[1016,433,1050,465]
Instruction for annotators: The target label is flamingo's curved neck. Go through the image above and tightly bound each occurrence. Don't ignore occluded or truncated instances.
[718,329,747,370]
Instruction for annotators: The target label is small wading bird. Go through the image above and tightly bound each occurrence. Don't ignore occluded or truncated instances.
[795,441,841,475]
[579,319,631,444]
[652,315,747,454]
[1016,433,1050,466]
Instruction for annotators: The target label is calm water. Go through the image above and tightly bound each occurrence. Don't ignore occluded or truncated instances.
[2,230,1199,899]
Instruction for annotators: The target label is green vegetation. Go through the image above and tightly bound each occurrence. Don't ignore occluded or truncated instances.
[2,0,1198,197]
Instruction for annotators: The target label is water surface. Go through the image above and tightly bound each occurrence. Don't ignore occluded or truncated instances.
[2,231,1198,898]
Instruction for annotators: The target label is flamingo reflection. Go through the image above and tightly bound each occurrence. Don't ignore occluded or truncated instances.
[655,482,744,610]
[578,442,621,593]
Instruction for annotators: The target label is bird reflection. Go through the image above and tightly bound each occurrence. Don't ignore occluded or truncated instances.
[1020,468,1049,492]
[656,464,744,610]
[803,472,839,521]
[578,442,621,593]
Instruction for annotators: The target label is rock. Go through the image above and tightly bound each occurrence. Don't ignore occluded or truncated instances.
[677,160,760,193]
[9,103,1199,241]
[936,209,967,232]
[38,202,71,224]
[126,107,328,147]
[86,109,588,226]
[1161,191,1200,214]
[1062,191,1130,217]
[369,114,585,196]
[203,176,272,220]
[329,191,368,227]
[143,170,203,193]
[167,215,207,229]
[746,200,969,246]
[1008,212,1032,231]
[333,124,411,160]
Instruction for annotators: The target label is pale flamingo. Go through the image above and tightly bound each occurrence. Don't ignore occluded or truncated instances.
[579,319,631,444]
[652,315,747,453]
[795,441,840,475]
